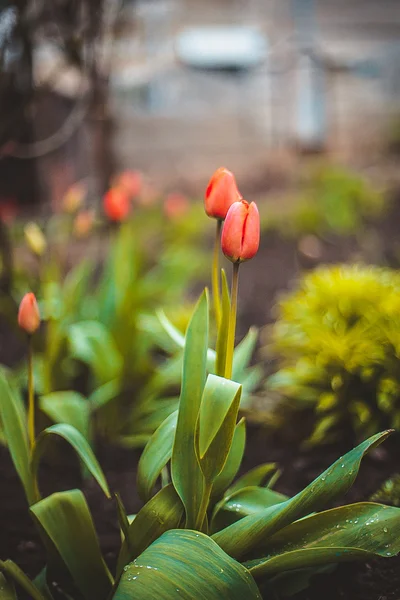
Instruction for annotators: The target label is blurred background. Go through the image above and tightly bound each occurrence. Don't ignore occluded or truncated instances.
[1,0,399,206]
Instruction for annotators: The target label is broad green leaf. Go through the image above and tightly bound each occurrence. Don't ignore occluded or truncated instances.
[113,529,262,600]
[0,372,35,504]
[0,560,47,600]
[88,379,120,410]
[232,327,258,381]
[171,291,208,528]
[197,374,242,483]
[213,430,392,560]
[115,493,130,541]
[32,424,110,498]
[137,410,177,502]
[39,392,90,440]
[246,502,400,578]
[215,269,230,377]
[211,417,246,501]
[157,308,216,363]
[228,463,279,496]
[116,484,184,578]
[68,321,122,384]
[0,572,16,599]
[30,490,112,600]
[212,487,288,532]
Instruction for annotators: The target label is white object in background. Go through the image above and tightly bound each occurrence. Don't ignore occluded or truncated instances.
[175,26,268,70]
[295,53,327,150]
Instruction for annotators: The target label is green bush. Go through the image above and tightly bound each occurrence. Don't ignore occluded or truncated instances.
[267,264,400,444]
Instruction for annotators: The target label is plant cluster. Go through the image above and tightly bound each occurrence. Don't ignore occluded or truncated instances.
[267,264,400,444]
[0,169,399,599]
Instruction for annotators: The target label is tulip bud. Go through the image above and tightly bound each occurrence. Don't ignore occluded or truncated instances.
[164,192,189,220]
[24,222,47,256]
[116,170,142,199]
[62,181,87,214]
[18,293,40,335]
[205,167,242,220]
[221,200,260,263]
[74,209,95,238]
[103,187,130,222]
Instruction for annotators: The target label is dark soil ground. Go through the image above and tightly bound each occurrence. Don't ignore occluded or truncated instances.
[2,193,400,599]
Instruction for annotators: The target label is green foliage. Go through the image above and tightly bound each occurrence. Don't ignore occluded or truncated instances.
[371,474,400,507]
[1,292,400,599]
[279,164,384,237]
[267,264,400,444]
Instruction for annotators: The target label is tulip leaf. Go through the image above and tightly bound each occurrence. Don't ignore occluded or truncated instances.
[213,430,392,560]
[215,269,230,377]
[113,529,262,600]
[39,391,90,440]
[32,423,110,498]
[228,463,280,496]
[212,486,289,532]
[157,309,216,363]
[197,374,242,483]
[232,326,258,381]
[0,372,35,504]
[211,417,246,501]
[30,490,113,600]
[0,560,46,600]
[68,321,122,384]
[246,502,400,578]
[137,410,177,503]
[116,484,184,578]
[171,291,208,528]
[88,379,120,410]
[115,493,130,541]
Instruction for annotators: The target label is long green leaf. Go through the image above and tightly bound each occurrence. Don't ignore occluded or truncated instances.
[32,424,110,498]
[30,490,113,600]
[232,327,258,381]
[197,374,242,483]
[211,417,246,501]
[215,269,230,377]
[113,529,262,600]
[0,372,35,504]
[246,502,400,578]
[68,321,122,384]
[171,291,208,528]
[137,410,177,502]
[39,392,90,440]
[212,486,289,532]
[116,484,184,578]
[213,430,392,559]
[0,560,47,600]
[228,463,280,496]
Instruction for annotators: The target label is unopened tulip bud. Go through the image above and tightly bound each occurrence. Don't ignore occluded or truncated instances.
[63,181,87,214]
[103,187,130,222]
[24,222,47,256]
[205,167,242,220]
[18,293,40,335]
[164,192,189,220]
[74,209,95,238]
[221,200,260,263]
[116,170,142,199]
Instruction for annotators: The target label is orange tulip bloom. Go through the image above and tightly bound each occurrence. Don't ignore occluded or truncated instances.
[221,200,260,263]
[18,293,40,334]
[103,187,130,222]
[205,167,241,220]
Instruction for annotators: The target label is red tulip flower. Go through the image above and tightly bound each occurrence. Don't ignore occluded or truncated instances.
[221,200,260,263]
[103,187,130,222]
[117,170,142,199]
[18,293,40,335]
[205,167,242,220]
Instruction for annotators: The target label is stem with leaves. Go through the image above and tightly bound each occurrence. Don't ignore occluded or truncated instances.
[225,262,240,379]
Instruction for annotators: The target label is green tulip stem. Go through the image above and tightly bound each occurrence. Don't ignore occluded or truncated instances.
[212,220,222,327]
[225,262,240,380]
[27,335,35,451]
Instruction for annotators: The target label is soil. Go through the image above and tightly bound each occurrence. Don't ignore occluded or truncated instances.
[2,194,400,599]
